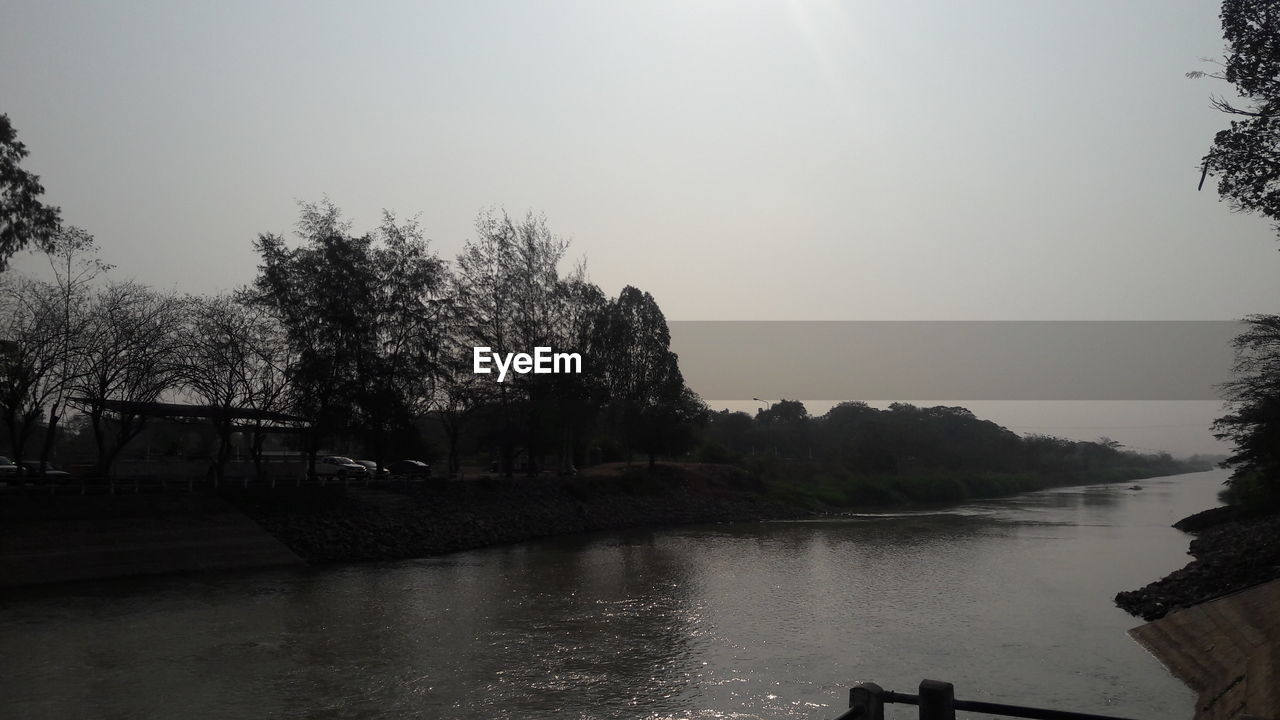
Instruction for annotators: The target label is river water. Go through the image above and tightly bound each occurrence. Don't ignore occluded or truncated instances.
[0,470,1225,720]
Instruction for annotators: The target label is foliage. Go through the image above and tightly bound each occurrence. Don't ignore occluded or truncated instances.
[248,201,447,473]
[1197,0,1280,236]
[0,115,61,270]
[591,285,704,468]
[449,209,573,475]
[1214,314,1280,510]
[708,400,1201,507]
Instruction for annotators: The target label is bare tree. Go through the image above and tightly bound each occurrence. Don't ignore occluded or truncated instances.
[0,228,108,474]
[36,227,110,468]
[0,276,63,471]
[181,294,297,483]
[73,282,188,477]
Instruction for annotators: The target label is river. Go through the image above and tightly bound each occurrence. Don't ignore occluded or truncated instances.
[0,470,1225,720]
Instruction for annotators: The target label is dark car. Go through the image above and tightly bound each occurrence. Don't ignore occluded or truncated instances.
[19,461,72,483]
[354,460,390,479]
[0,456,16,479]
[386,460,431,479]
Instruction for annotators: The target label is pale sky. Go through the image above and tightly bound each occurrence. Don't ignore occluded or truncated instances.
[3,0,1276,455]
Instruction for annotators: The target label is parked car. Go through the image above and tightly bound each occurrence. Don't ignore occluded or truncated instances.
[386,459,431,479]
[0,456,16,479]
[19,461,72,483]
[313,456,369,479]
[354,460,389,479]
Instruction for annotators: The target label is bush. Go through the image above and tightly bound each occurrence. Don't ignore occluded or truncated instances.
[1220,471,1280,513]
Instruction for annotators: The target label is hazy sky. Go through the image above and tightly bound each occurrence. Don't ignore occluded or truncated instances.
[3,0,1277,454]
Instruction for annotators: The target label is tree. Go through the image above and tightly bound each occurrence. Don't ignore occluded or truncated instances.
[450,208,572,475]
[74,282,188,476]
[757,399,809,424]
[545,269,607,472]
[35,227,110,468]
[249,201,446,474]
[1195,1,1280,237]
[181,294,294,483]
[1214,314,1280,509]
[251,200,368,473]
[360,212,448,469]
[0,114,62,270]
[0,228,108,473]
[0,276,64,470]
[592,285,702,469]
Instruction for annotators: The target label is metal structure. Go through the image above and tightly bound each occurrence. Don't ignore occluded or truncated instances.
[835,681,1140,720]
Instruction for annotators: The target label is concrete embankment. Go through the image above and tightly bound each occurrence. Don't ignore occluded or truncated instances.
[0,493,303,588]
[1130,579,1280,720]
[1118,507,1280,720]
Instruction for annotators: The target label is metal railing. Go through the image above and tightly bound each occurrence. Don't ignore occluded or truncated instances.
[834,680,1140,720]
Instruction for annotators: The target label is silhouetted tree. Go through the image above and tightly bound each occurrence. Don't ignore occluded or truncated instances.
[361,212,448,470]
[251,201,368,473]
[1195,0,1280,237]
[181,294,293,483]
[74,282,188,476]
[546,270,607,472]
[450,210,520,474]
[1214,314,1280,508]
[35,227,110,469]
[0,114,61,270]
[451,208,573,475]
[593,285,701,468]
[0,276,63,470]
[249,201,446,474]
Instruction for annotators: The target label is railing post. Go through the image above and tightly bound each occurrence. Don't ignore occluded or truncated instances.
[918,680,955,720]
[849,682,885,720]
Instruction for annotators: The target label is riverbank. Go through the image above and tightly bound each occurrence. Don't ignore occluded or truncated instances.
[0,494,302,588]
[221,463,807,564]
[222,461,1206,564]
[0,462,1204,587]
[1115,506,1280,621]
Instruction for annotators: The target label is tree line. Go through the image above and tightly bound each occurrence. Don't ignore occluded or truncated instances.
[0,111,1216,492]
[701,400,1205,503]
[0,201,703,479]
[3,200,1202,487]
[1196,0,1280,511]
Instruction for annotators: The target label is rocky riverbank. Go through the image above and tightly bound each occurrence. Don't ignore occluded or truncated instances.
[1115,506,1280,621]
[220,463,811,564]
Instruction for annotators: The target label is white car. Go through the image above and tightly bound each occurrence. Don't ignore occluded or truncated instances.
[313,456,369,479]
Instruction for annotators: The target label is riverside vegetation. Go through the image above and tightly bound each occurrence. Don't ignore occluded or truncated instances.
[0,115,1222,577]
